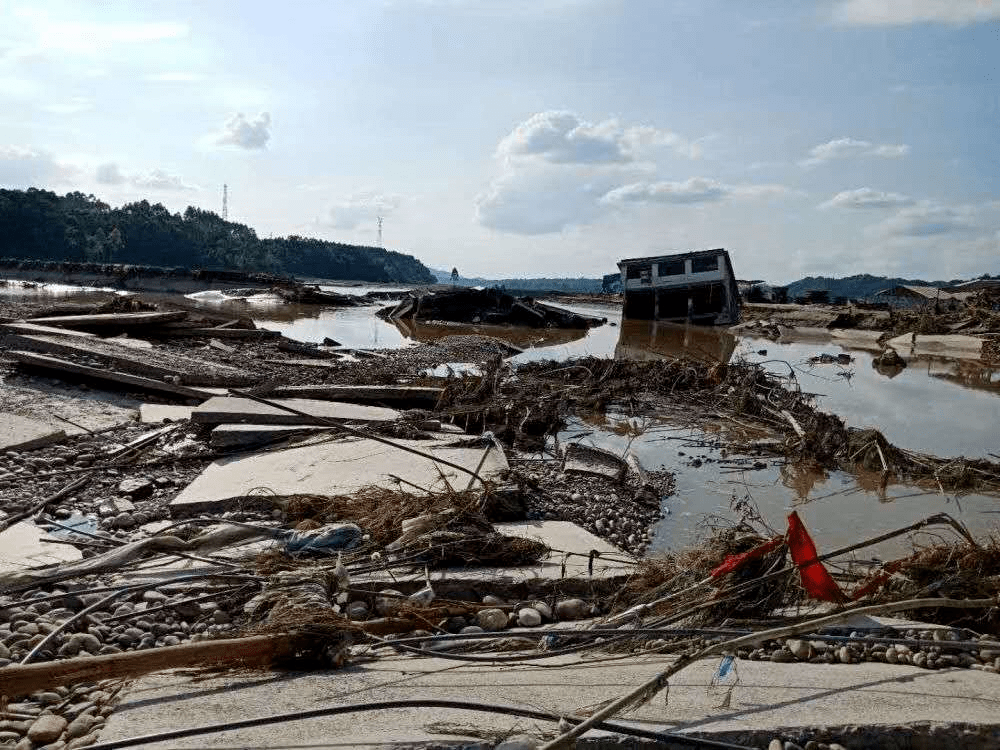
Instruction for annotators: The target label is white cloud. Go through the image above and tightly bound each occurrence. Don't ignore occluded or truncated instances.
[820,187,915,210]
[833,0,1000,26]
[601,177,788,205]
[131,169,196,191]
[95,162,126,185]
[41,96,92,115]
[211,112,272,150]
[876,201,978,238]
[0,145,75,187]
[146,72,203,83]
[497,110,698,165]
[325,192,401,230]
[801,137,910,166]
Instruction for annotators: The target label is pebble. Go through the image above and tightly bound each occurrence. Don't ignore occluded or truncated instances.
[27,715,67,744]
[64,714,96,740]
[375,590,404,616]
[476,608,508,632]
[495,734,538,750]
[346,601,369,620]
[554,598,586,621]
[531,601,552,620]
[481,595,505,606]
[770,648,796,663]
[211,610,231,625]
[836,646,851,664]
[460,626,484,634]
[786,639,812,661]
[112,512,134,529]
[517,607,542,627]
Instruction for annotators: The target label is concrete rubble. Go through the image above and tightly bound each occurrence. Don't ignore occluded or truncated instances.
[0,290,998,750]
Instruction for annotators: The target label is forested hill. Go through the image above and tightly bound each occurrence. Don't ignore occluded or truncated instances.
[0,188,435,283]
[785,274,958,300]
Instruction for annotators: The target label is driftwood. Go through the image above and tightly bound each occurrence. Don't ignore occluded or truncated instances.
[0,633,306,698]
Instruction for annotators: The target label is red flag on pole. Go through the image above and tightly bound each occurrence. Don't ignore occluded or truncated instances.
[786,511,845,603]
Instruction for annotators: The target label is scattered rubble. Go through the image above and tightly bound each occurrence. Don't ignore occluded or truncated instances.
[0,288,998,750]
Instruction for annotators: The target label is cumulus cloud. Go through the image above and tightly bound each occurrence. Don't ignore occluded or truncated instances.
[95,162,194,190]
[131,169,195,191]
[212,112,271,150]
[820,187,915,210]
[801,137,909,166]
[601,178,788,205]
[0,145,75,187]
[497,110,698,165]
[876,201,978,238]
[95,162,126,185]
[325,192,401,230]
[833,0,1000,26]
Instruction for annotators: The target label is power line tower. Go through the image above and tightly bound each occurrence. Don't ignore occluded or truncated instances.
[222,184,228,221]
[376,216,383,248]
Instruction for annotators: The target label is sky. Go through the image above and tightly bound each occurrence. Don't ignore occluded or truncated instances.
[0,0,997,283]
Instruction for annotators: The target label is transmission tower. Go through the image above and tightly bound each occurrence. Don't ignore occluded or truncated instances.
[376,216,383,247]
[222,184,228,221]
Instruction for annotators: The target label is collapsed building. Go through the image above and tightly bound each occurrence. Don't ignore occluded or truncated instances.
[617,248,741,325]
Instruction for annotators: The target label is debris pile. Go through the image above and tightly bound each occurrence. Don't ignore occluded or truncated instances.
[378,287,607,329]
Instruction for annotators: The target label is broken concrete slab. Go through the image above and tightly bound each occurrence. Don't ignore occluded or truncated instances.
[169,436,508,515]
[209,424,331,450]
[151,327,281,340]
[9,350,214,401]
[262,358,342,369]
[27,311,187,329]
[563,442,626,481]
[886,333,985,360]
[138,404,195,424]
[0,413,66,452]
[0,521,82,574]
[268,384,445,406]
[191,396,400,426]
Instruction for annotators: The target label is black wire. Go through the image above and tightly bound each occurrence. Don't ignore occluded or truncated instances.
[84,698,755,750]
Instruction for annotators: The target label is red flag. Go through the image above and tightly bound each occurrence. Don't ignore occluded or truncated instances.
[786,511,845,603]
[710,536,784,578]
[850,560,904,601]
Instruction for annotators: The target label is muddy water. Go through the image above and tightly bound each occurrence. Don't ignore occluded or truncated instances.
[560,415,999,557]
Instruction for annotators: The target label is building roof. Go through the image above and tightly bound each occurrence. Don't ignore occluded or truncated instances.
[878,285,973,302]
[618,248,727,265]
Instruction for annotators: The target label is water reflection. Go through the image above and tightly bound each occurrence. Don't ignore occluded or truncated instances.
[390,317,588,349]
[614,318,737,364]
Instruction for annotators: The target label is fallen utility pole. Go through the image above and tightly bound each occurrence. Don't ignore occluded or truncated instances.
[0,633,305,698]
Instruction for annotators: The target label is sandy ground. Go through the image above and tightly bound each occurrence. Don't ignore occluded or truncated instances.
[0,368,140,434]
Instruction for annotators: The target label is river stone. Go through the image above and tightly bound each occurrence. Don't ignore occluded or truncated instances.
[554,598,586,621]
[785,639,812,661]
[836,646,851,664]
[346,601,369,620]
[496,734,538,750]
[482,595,506,606]
[531,601,552,620]
[375,590,404,616]
[27,715,67,744]
[770,648,795,663]
[118,478,153,499]
[476,608,508,632]
[64,714,95,740]
[69,633,101,654]
[517,607,542,627]
[0,642,9,659]
[112,512,134,529]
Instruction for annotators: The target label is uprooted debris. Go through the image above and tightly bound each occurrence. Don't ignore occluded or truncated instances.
[378,287,607,329]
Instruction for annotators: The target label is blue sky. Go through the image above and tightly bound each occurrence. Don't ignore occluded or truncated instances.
[1,0,997,282]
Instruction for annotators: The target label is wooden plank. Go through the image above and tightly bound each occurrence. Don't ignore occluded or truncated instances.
[27,311,188,329]
[8,350,212,400]
[269,384,444,405]
[5,334,183,380]
[0,322,98,338]
[148,327,281,340]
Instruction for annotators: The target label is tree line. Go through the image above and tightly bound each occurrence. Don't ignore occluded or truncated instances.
[0,188,435,283]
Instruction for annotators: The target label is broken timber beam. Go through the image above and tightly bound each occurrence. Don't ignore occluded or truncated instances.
[8,350,214,401]
[0,633,303,698]
[26,311,188,329]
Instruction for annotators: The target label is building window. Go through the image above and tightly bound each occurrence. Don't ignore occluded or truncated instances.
[691,255,719,273]
[657,260,686,276]
[626,264,651,280]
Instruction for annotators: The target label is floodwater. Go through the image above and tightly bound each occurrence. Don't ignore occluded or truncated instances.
[560,415,998,557]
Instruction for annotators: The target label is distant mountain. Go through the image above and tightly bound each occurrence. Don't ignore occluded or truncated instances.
[784,274,963,301]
